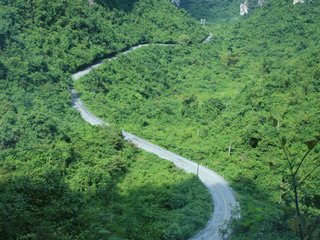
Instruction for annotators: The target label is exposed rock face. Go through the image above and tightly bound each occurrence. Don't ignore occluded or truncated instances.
[171,0,181,7]
[240,0,267,16]
[239,0,308,15]
[293,0,305,4]
[88,0,95,5]
[240,0,249,16]
[258,0,266,6]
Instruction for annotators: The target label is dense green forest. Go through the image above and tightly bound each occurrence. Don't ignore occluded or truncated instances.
[179,0,242,22]
[0,0,211,239]
[76,0,320,239]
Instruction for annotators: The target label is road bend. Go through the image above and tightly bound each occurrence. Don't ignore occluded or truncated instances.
[70,37,238,240]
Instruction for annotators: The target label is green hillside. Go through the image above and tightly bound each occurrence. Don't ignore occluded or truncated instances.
[2,0,320,239]
[0,1,211,239]
[96,0,139,11]
[179,0,241,22]
[77,1,320,239]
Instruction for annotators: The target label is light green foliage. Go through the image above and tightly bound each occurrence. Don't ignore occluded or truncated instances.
[0,0,211,239]
[77,1,320,239]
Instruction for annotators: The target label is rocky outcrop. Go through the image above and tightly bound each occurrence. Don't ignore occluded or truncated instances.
[88,0,95,5]
[258,0,266,6]
[240,0,249,16]
[240,0,308,15]
[293,0,305,4]
[171,0,181,7]
[240,0,267,16]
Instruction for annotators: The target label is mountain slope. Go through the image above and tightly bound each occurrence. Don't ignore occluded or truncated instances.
[0,1,211,239]
[179,0,241,22]
[76,1,320,239]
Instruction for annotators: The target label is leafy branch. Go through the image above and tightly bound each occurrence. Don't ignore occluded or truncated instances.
[278,133,320,240]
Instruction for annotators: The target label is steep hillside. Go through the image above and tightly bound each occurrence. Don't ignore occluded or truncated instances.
[77,0,320,239]
[96,0,139,11]
[179,0,241,22]
[0,1,211,239]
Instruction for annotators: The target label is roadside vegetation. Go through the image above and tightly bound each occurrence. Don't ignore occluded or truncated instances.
[76,1,320,239]
[0,0,211,239]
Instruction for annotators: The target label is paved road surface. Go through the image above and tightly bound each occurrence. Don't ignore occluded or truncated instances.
[71,37,238,240]
[71,89,107,126]
[72,44,171,81]
[122,131,238,240]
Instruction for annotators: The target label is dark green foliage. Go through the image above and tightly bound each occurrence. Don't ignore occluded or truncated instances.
[107,153,211,239]
[0,0,211,239]
[77,1,320,239]
[0,61,7,80]
[179,0,241,22]
[1,0,206,74]
[97,0,139,11]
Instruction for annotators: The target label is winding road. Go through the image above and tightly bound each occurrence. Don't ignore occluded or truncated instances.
[71,37,238,240]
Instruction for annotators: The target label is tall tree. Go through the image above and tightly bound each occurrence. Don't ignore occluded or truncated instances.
[279,134,320,240]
